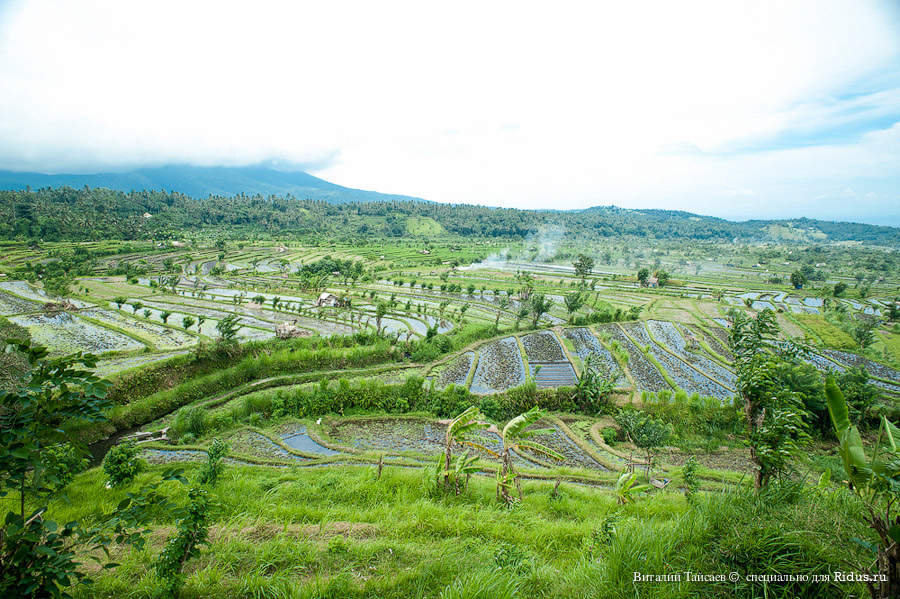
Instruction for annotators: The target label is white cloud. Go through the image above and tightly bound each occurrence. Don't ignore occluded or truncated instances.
[0,0,898,223]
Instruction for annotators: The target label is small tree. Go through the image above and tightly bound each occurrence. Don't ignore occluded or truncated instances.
[159,310,171,324]
[632,416,671,477]
[103,440,144,487]
[730,309,810,488]
[573,253,594,280]
[637,268,650,286]
[182,316,195,331]
[564,291,586,322]
[790,270,806,290]
[113,296,127,310]
[853,318,878,350]
[215,314,240,345]
[142,309,151,319]
[530,294,553,328]
[834,282,848,297]
[515,306,529,331]
[375,302,388,336]
[654,270,670,287]
[130,301,143,314]
[0,341,171,597]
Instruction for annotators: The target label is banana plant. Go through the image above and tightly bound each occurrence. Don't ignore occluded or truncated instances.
[441,407,494,492]
[497,407,564,504]
[615,471,650,505]
[441,452,482,494]
[826,375,900,599]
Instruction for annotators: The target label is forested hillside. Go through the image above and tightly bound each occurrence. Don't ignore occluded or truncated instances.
[0,165,423,205]
[1,186,898,244]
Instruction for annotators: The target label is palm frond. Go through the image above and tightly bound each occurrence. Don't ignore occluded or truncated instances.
[502,407,544,443]
[519,427,554,439]
[458,438,497,456]
[514,440,564,461]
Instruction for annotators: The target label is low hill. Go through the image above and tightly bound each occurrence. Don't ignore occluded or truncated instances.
[0,186,897,245]
[0,165,424,205]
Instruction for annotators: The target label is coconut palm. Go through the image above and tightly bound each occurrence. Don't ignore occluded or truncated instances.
[496,408,563,504]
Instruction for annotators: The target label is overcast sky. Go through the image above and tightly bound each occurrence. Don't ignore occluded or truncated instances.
[1,1,899,224]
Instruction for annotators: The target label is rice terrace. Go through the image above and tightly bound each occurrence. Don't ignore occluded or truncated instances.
[2,200,899,597]
[2,3,900,598]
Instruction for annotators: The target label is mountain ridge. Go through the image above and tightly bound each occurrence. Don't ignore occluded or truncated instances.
[0,164,424,205]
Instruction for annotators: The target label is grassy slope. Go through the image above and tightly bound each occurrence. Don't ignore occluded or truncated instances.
[42,462,869,599]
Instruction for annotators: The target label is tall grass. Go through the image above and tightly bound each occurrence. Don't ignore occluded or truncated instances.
[48,463,869,599]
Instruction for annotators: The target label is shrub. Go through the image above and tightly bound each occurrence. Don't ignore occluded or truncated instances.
[102,440,144,486]
[601,426,619,443]
[40,442,88,492]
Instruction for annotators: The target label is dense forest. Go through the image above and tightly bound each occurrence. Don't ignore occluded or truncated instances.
[1,186,898,244]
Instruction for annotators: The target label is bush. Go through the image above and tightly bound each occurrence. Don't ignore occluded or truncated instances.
[102,440,144,486]
[40,442,88,492]
[600,426,619,443]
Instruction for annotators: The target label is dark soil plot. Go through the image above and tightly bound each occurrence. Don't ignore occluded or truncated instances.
[799,351,847,375]
[530,363,577,388]
[223,430,310,461]
[326,418,444,454]
[436,352,474,388]
[628,322,731,399]
[143,449,207,464]
[563,327,622,378]
[470,337,526,394]
[648,321,736,389]
[0,290,39,315]
[520,422,606,470]
[281,426,340,456]
[607,326,669,392]
[521,331,567,363]
[818,349,900,384]
[686,324,733,360]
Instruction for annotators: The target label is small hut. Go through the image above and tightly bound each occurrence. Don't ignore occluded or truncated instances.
[316,292,340,307]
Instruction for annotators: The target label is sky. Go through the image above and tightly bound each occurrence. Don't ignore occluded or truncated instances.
[0,1,899,225]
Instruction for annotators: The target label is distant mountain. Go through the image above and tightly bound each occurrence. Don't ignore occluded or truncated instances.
[0,164,425,204]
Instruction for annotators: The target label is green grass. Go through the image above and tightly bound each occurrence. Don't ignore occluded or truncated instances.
[792,314,857,349]
[405,216,447,237]
[28,462,871,599]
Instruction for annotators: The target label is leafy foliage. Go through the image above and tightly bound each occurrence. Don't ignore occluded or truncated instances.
[729,309,811,488]
[103,440,144,487]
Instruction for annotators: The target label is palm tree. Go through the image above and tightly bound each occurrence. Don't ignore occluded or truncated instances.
[497,408,563,504]
[159,310,171,324]
[130,301,143,314]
